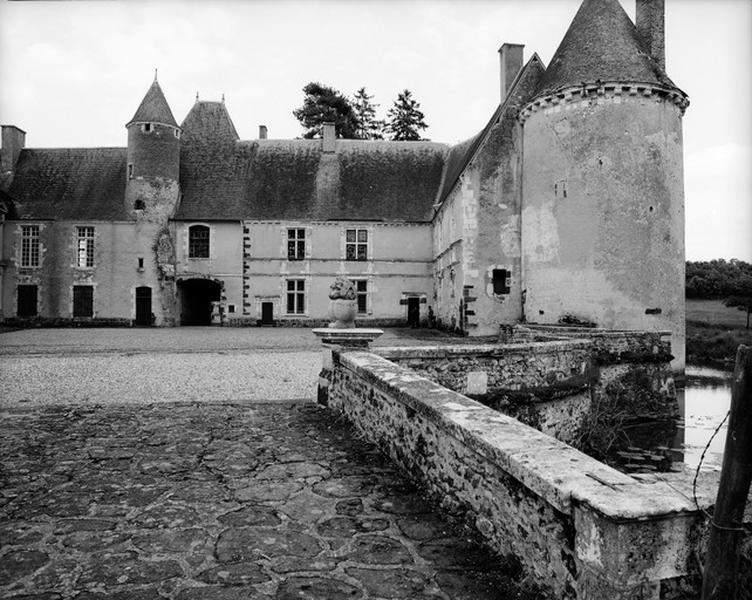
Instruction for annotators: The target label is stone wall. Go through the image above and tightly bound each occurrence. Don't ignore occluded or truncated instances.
[376,341,592,444]
[325,349,705,599]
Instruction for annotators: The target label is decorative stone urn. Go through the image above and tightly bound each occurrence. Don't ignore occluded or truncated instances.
[328,277,357,328]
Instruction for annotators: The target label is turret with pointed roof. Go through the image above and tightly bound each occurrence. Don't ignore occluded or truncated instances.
[519,0,689,371]
[124,76,181,220]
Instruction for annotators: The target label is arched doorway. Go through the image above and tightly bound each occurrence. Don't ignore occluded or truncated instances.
[179,278,221,325]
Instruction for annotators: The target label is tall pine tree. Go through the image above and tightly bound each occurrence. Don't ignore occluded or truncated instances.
[385,89,428,141]
[352,87,384,140]
[292,82,358,139]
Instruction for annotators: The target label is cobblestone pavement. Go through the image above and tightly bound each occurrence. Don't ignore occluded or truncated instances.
[0,401,540,600]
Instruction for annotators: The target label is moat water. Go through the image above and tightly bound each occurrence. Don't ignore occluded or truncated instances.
[606,366,732,474]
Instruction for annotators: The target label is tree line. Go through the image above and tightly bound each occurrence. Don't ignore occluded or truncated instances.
[293,83,428,141]
[687,259,752,328]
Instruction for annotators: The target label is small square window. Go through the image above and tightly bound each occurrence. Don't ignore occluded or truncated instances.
[492,269,511,295]
[228,304,235,313]
[345,228,368,262]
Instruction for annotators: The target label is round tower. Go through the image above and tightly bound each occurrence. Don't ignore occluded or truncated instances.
[520,0,689,371]
[125,75,181,220]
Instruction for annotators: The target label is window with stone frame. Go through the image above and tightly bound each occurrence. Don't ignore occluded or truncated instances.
[76,226,95,268]
[287,228,306,260]
[17,285,38,317]
[21,225,40,268]
[492,269,511,295]
[355,280,368,313]
[286,279,305,314]
[189,225,210,259]
[73,285,94,317]
[345,228,368,261]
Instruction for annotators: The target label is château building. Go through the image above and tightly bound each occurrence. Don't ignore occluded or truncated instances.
[0,0,688,368]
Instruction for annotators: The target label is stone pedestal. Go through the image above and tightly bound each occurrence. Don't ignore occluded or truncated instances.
[312,328,384,406]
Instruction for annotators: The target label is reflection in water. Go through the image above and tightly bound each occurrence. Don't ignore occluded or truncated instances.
[606,366,731,473]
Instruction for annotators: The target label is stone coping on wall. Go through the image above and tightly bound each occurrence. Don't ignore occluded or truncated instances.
[338,350,697,522]
[374,339,592,361]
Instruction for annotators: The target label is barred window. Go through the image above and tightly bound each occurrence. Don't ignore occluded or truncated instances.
[345,229,368,261]
[189,225,210,258]
[286,279,305,314]
[76,226,95,268]
[287,228,305,260]
[21,225,40,267]
[73,285,93,317]
[355,280,368,314]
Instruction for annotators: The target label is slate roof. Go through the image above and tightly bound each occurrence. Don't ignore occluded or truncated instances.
[435,54,546,208]
[537,0,680,97]
[5,148,128,220]
[126,80,179,128]
[176,101,448,222]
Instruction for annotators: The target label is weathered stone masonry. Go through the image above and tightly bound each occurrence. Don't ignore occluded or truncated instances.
[325,349,704,599]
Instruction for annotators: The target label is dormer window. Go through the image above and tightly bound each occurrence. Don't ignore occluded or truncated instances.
[141,123,152,133]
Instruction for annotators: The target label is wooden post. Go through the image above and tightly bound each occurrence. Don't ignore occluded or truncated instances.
[701,345,752,600]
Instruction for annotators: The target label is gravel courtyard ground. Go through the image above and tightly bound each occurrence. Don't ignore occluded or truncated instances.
[0,328,458,407]
[0,328,540,600]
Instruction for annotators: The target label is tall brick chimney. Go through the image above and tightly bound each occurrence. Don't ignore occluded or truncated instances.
[1,125,26,176]
[259,125,268,139]
[322,122,336,153]
[636,0,665,70]
[498,43,524,102]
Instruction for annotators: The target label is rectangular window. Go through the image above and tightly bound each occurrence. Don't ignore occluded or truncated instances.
[73,285,94,317]
[76,226,95,268]
[286,279,305,314]
[492,269,511,295]
[21,225,40,267]
[355,280,368,314]
[346,228,368,261]
[17,285,38,317]
[189,225,210,258]
[287,228,306,260]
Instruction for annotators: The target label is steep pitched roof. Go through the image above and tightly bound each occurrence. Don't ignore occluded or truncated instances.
[537,0,678,96]
[435,54,546,208]
[6,148,128,220]
[176,136,448,222]
[180,100,239,145]
[126,80,179,128]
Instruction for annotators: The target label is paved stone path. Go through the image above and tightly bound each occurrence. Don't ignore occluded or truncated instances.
[0,401,542,600]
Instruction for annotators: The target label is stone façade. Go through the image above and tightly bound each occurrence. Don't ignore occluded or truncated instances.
[0,0,687,369]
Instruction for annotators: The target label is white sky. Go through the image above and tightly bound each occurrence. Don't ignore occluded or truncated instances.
[0,0,750,261]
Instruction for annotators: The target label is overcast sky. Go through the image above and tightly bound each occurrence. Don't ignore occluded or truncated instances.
[0,0,750,261]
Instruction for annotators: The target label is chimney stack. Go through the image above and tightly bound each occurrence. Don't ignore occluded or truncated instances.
[636,0,665,70]
[259,125,267,140]
[498,43,524,102]
[322,122,336,153]
[1,125,26,176]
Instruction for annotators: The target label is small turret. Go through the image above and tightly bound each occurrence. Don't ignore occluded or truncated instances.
[125,74,180,218]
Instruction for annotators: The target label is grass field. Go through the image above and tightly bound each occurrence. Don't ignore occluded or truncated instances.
[686,299,749,328]
[686,299,751,368]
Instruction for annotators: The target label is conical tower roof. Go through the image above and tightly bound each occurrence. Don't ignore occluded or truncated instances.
[537,0,679,97]
[126,79,178,128]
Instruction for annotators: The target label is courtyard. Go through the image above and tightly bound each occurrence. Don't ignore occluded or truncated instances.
[0,327,540,600]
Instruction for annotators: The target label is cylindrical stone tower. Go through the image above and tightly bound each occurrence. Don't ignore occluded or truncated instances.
[520,0,689,371]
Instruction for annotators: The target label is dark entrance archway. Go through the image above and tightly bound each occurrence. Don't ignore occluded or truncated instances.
[179,278,221,325]
[135,286,152,326]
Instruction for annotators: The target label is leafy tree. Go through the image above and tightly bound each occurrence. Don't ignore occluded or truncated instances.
[724,275,752,329]
[686,259,752,299]
[384,89,428,141]
[292,82,358,139]
[352,87,384,140]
